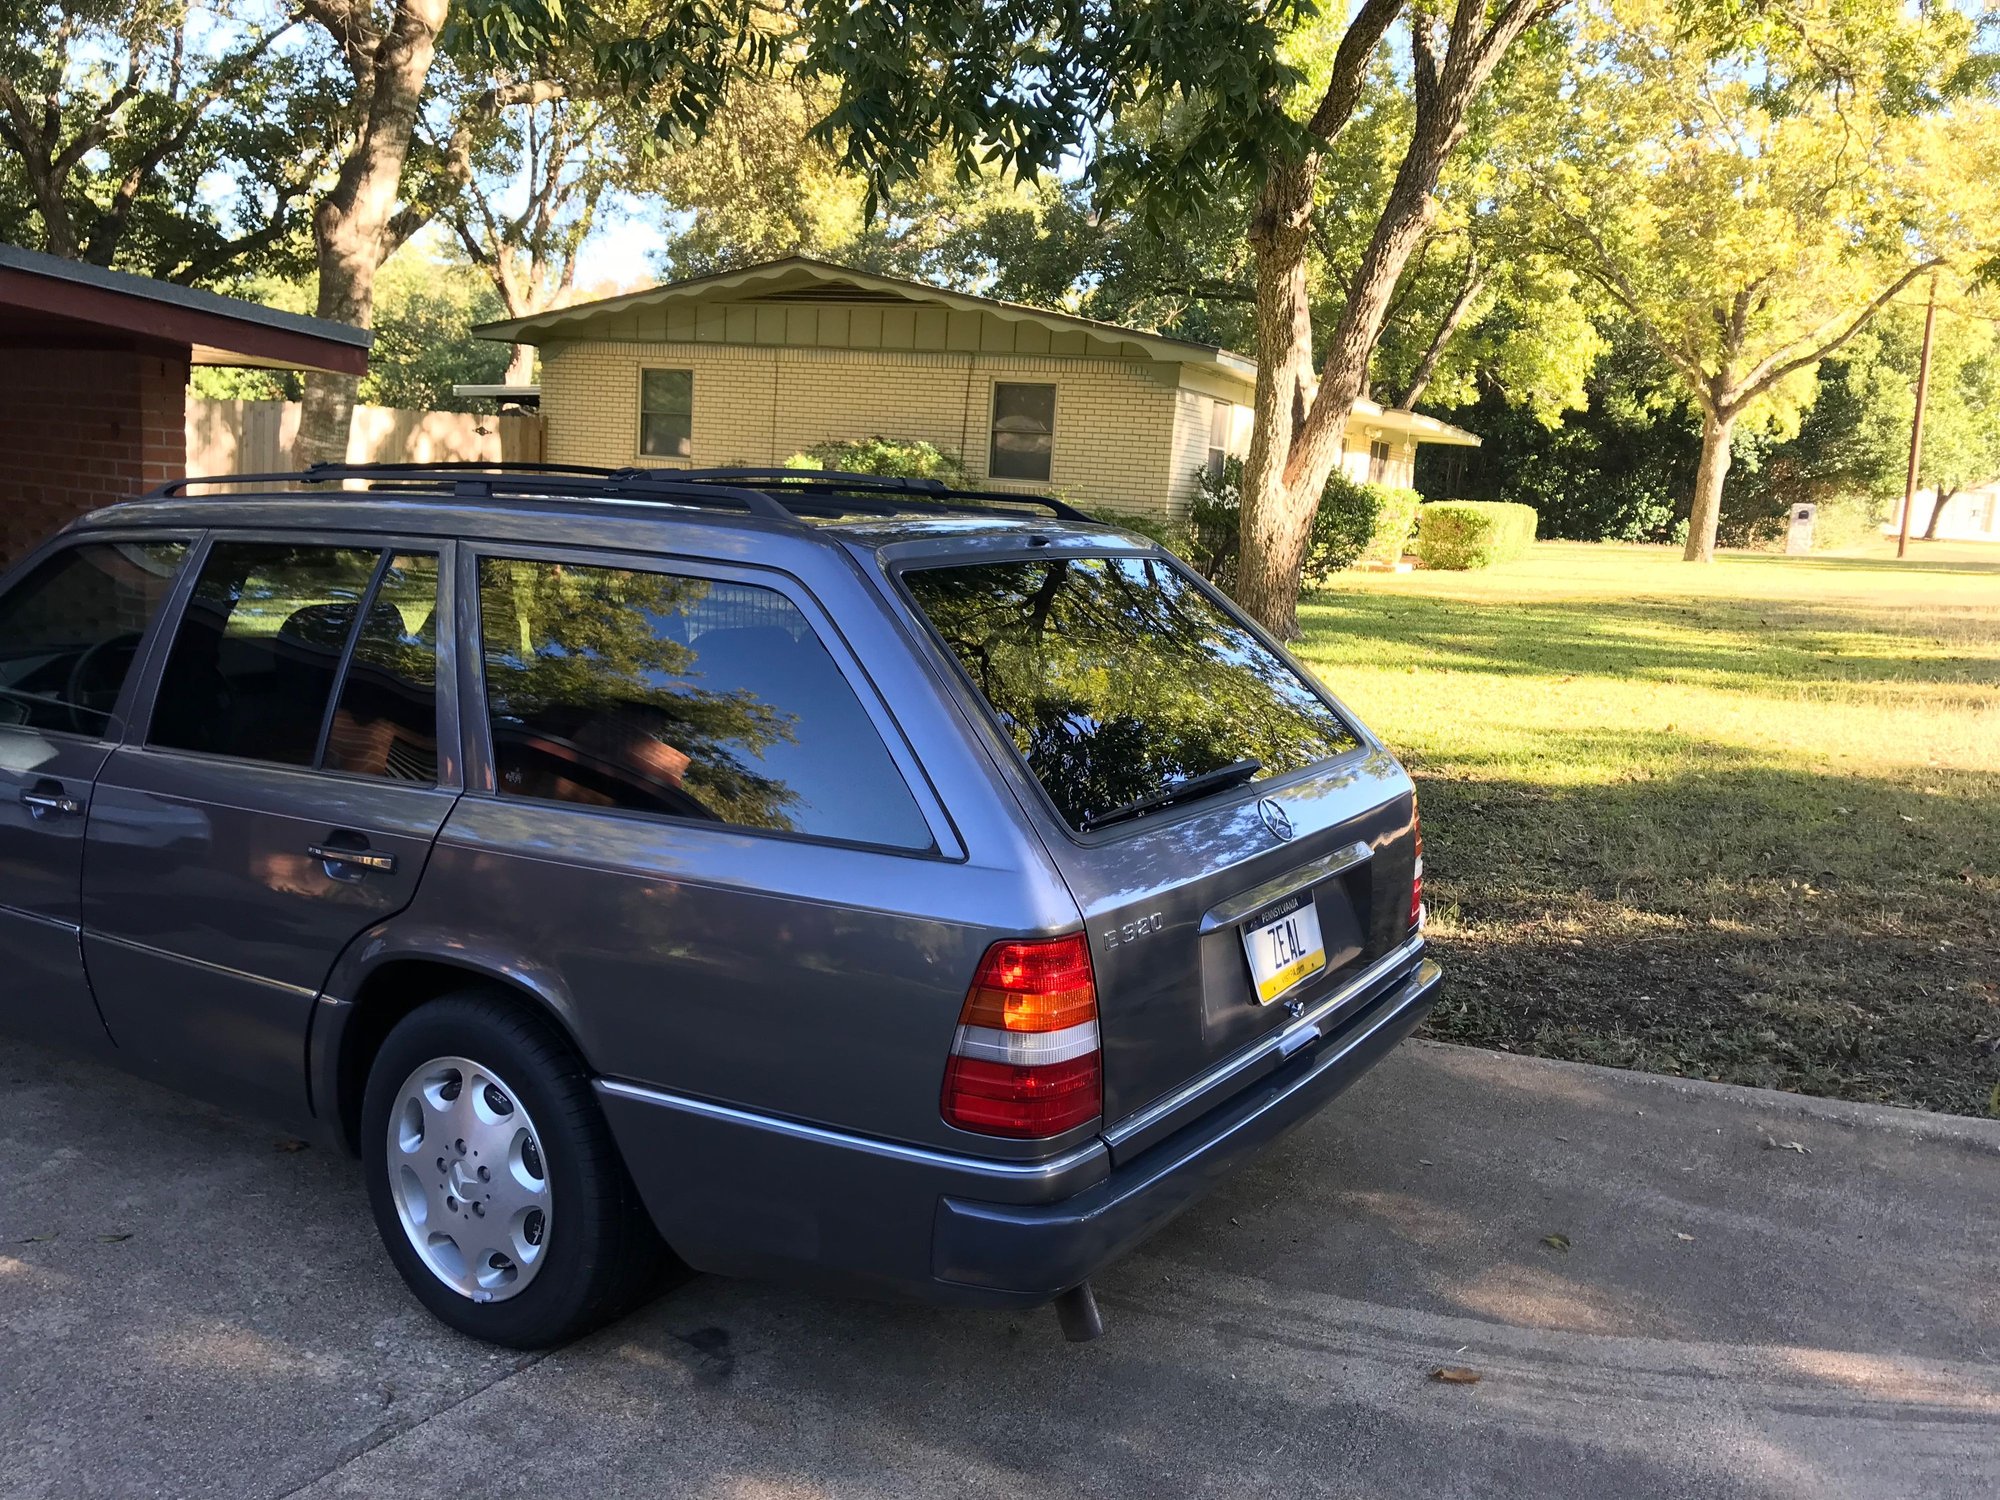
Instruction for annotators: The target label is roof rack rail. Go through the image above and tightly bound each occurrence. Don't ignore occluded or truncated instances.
[146,460,623,498]
[146,463,795,521]
[142,461,1106,528]
[653,466,1099,522]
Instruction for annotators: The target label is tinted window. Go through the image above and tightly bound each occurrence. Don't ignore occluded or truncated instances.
[903,556,1360,830]
[150,542,380,766]
[990,383,1055,481]
[478,558,931,849]
[640,369,693,459]
[0,540,187,735]
[323,553,441,782]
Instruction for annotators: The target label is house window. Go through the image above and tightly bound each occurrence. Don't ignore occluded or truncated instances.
[639,369,693,460]
[990,383,1056,481]
[1206,401,1232,483]
[1367,439,1393,484]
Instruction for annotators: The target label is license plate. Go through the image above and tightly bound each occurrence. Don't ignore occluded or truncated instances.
[1241,894,1327,1005]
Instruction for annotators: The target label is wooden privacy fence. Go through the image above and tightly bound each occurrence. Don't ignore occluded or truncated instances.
[187,398,543,475]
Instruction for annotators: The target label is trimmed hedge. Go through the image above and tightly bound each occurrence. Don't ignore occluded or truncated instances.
[1359,483,1423,567]
[1416,500,1539,570]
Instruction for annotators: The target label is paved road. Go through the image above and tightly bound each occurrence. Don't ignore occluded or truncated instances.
[2,1035,1995,1500]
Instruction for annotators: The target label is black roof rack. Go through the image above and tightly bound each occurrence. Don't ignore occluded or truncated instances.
[142,461,1105,528]
[656,467,1099,523]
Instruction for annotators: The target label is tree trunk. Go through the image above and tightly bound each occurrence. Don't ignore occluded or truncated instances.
[1921,488,1956,541]
[298,213,374,465]
[1236,162,1325,639]
[295,0,450,465]
[1235,146,1446,636]
[505,343,537,386]
[1683,408,1735,563]
[1230,2,1543,636]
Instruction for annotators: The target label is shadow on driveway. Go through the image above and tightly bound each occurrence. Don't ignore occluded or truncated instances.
[3,1035,1996,1499]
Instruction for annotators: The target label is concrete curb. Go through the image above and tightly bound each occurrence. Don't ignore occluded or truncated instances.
[1408,1038,2000,1156]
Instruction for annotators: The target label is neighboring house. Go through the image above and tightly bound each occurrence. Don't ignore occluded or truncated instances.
[476,256,1480,520]
[1888,482,2000,543]
[0,243,369,563]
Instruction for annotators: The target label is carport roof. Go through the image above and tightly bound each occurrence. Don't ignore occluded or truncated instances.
[0,243,370,375]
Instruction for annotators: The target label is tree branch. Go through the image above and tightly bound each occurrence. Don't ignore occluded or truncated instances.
[1304,0,1404,142]
[1731,261,1945,409]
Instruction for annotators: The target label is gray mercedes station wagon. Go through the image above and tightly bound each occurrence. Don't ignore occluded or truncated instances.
[0,463,1437,1347]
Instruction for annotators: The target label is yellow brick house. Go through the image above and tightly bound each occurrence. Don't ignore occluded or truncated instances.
[476,256,1480,520]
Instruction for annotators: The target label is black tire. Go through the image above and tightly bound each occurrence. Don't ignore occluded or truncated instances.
[360,987,674,1347]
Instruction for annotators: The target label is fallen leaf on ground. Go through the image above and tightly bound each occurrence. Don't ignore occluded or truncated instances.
[1541,1233,1571,1253]
[16,1232,57,1243]
[97,1232,132,1243]
[274,1139,309,1153]
[1431,1367,1482,1385]
[1675,1232,1696,1242]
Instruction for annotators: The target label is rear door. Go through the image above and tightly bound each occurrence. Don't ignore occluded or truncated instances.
[0,534,190,1051]
[82,537,458,1124]
[899,551,1422,1144]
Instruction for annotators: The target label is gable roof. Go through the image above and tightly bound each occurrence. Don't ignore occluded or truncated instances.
[475,254,1259,379]
[0,243,369,374]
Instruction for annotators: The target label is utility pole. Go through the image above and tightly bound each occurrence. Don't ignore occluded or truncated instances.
[1897,272,1940,559]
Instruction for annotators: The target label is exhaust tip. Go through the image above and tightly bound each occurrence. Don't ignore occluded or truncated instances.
[1054,1281,1105,1342]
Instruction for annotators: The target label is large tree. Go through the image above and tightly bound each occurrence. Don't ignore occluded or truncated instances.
[290,0,781,460]
[1227,0,1558,633]
[1543,0,2000,562]
[0,0,335,281]
[787,0,1567,632]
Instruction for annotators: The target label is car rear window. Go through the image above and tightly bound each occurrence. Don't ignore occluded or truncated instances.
[902,555,1359,830]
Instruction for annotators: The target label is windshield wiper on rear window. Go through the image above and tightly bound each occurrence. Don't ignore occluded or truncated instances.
[1078,758,1264,833]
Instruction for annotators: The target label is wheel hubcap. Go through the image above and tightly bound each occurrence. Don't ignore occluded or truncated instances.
[387,1056,551,1302]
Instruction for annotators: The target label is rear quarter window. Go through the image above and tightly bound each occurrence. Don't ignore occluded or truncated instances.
[476,557,933,851]
[902,554,1359,831]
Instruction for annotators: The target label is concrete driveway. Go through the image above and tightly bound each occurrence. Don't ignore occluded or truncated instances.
[2,1036,1995,1500]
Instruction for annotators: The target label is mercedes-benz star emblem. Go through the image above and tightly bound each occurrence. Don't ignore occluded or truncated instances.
[1257,797,1295,842]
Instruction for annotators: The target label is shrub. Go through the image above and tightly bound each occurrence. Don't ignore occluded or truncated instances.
[1080,505,1198,558]
[1190,458,1422,589]
[785,436,969,486]
[1416,500,1540,569]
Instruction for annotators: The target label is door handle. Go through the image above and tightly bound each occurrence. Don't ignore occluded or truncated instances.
[307,844,397,875]
[20,787,83,819]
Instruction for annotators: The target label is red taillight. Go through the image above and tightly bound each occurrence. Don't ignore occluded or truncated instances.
[1409,801,1425,932]
[942,933,1102,1138]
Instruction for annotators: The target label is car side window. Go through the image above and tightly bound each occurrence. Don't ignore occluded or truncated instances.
[0,539,188,737]
[322,553,442,782]
[149,542,382,767]
[477,556,932,851]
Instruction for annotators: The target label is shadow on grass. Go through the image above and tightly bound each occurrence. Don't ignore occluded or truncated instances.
[1298,593,2000,694]
[1408,733,1999,1116]
[1726,551,2000,578]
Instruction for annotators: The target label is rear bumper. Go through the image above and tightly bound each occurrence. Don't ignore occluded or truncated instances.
[596,952,1440,1307]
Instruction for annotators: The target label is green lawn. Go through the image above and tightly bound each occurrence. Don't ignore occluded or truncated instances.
[1294,539,2000,1117]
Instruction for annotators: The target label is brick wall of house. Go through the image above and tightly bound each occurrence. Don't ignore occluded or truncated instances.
[0,348,188,564]
[539,340,1186,518]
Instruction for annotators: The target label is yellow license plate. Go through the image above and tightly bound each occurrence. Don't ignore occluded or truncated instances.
[1242,895,1327,1005]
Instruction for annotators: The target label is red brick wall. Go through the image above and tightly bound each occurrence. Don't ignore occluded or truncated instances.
[0,347,188,565]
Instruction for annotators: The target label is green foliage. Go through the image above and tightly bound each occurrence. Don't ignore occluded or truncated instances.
[1193,457,1419,590]
[1418,327,1699,542]
[1415,501,1539,570]
[357,251,512,412]
[1356,482,1422,567]
[0,0,337,282]
[783,436,969,486]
